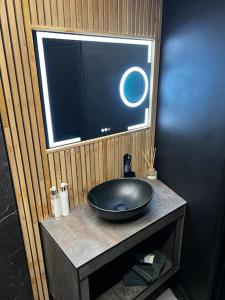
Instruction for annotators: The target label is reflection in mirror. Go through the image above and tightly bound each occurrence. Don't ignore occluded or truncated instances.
[34,32,154,149]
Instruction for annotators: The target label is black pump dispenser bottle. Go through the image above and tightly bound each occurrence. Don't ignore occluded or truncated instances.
[123,154,135,177]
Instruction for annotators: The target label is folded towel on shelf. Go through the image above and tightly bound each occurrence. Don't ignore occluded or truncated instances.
[123,269,148,286]
[124,250,166,287]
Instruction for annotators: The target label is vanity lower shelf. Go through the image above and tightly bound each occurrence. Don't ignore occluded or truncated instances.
[40,180,186,300]
[89,219,177,300]
[96,259,173,300]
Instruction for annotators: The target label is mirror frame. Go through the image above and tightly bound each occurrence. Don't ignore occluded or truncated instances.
[36,31,155,150]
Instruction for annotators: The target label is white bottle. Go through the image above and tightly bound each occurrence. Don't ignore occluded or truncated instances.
[50,186,61,218]
[60,183,70,216]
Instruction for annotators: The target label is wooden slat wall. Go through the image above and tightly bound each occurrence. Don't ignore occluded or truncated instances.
[0,1,163,299]
[48,129,152,205]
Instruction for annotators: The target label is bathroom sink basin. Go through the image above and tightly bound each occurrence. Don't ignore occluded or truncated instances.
[87,178,153,221]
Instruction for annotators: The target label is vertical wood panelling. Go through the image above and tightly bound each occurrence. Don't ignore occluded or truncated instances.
[64,0,71,28]
[76,0,83,29]
[65,149,73,206]
[0,1,163,299]
[98,0,104,32]
[36,0,45,25]
[85,144,92,191]
[80,145,87,201]
[75,147,83,202]
[70,0,76,28]
[93,0,99,31]
[70,148,79,205]
[29,0,38,25]
[43,0,51,26]
[48,129,152,204]
[90,143,96,186]
[51,0,59,26]
[81,0,88,31]
[54,152,61,192]
[22,0,51,214]
[103,0,109,32]
[57,0,65,27]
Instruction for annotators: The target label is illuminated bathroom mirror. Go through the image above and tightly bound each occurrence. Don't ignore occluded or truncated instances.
[34,31,154,149]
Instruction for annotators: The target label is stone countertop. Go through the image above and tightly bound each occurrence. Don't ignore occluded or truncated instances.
[40,180,186,270]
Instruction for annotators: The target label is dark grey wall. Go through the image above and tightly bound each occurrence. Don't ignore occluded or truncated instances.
[156,0,225,299]
[0,120,33,300]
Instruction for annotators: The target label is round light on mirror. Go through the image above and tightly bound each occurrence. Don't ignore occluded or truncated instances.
[119,66,149,108]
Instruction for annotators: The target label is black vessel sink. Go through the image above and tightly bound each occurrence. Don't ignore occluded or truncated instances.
[87,178,154,221]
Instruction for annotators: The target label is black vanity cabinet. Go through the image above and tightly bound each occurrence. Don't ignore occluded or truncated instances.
[40,180,186,300]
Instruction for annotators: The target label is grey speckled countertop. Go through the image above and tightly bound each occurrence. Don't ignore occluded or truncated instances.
[40,180,186,270]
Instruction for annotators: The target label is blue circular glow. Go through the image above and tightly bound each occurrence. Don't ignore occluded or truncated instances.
[124,71,145,103]
[119,67,149,108]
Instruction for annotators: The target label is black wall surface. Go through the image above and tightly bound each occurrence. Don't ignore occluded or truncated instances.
[156,0,225,299]
[0,120,33,300]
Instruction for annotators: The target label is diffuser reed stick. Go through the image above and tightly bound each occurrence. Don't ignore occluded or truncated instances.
[143,152,151,169]
[143,147,156,169]
[142,147,157,180]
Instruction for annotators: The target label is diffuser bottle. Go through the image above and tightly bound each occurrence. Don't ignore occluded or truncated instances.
[143,147,157,181]
[60,183,70,216]
[50,186,61,218]
[146,168,157,180]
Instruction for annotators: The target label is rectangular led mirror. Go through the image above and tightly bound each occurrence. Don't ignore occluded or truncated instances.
[34,31,154,149]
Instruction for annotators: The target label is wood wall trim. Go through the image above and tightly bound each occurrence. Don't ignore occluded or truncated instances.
[0,1,163,299]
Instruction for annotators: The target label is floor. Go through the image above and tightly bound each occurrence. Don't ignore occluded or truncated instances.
[156,288,177,300]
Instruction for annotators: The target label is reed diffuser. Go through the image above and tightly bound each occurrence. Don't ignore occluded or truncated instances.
[142,147,157,180]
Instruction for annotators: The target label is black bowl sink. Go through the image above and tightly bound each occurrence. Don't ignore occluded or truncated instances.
[87,178,153,221]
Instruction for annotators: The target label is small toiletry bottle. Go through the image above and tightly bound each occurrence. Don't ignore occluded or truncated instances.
[50,186,61,218]
[50,186,56,216]
[60,183,70,216]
